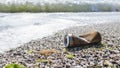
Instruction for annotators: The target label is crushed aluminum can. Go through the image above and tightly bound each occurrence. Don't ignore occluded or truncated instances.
[64,31,102,48]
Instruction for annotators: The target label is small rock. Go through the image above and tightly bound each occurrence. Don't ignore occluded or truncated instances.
[53,65,62,68]
[111,61,118,64]
[103,60,112,67]
[65,64,71,68]
[74,65,82,68]
[110,50,119,54]
[107,42,113,46]
[103,55,108,59]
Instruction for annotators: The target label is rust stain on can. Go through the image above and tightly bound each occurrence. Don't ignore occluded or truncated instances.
[64,31,102,48]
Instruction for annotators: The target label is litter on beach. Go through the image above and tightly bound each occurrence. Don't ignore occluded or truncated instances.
[64,31,102,47]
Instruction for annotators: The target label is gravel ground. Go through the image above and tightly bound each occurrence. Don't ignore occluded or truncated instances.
[0,22,120,68]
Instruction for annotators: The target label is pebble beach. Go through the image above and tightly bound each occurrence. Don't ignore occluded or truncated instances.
[0,22,120,68]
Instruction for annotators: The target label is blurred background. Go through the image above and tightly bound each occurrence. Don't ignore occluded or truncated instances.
[0,0,120,12]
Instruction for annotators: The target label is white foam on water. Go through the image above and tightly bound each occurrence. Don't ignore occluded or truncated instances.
[0,12,120,52]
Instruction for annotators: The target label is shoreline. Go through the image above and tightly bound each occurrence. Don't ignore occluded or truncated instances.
[0,22,120,68]
[0,12,120,52]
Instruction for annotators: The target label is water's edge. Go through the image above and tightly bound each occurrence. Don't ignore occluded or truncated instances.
[0,12,120,52]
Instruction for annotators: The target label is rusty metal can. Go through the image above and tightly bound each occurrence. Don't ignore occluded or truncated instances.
[64,31,102,48]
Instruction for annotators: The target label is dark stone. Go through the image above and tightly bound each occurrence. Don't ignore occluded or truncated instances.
[65,64,71,68]
[87,66,102,68]
[102,55,108,58]
[54,65,62,68]
[111,61,118,64]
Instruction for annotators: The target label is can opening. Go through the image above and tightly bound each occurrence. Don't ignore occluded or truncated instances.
[64,34,73,47]
[64,35,70,47]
